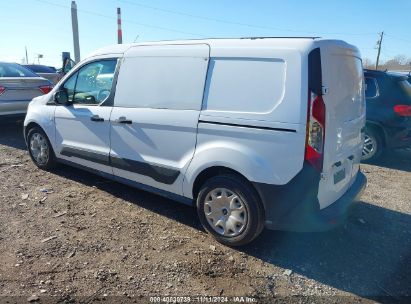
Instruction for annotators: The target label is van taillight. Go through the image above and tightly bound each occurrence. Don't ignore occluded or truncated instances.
[393,105,411,116]
[306,47,324,171]
[0,86,5,96]
[305,91,326,171]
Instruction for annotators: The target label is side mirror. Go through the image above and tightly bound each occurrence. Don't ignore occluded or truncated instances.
[54,90,70,106]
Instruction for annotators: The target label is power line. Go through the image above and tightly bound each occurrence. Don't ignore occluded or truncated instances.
[384,34,411,44]
[119,0,378,36]
[33,0,206,38]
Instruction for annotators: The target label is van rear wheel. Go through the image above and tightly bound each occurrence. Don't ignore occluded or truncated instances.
[196,174,264,246]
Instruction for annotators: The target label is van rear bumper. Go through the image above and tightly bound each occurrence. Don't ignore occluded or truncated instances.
[252,164,367,232]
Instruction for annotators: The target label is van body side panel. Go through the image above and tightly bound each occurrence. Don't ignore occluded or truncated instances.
[316,42,366,209]
[110,44,210,195]
[183,122,306,198]
[184,46,310,197]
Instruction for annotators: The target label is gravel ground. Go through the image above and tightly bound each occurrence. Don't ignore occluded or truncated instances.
[0,122,410,303]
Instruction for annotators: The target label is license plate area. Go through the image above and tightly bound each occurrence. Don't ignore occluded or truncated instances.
[334,168,346,184]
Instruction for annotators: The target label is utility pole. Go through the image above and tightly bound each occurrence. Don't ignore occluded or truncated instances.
[375,31,384,70]
[117,7,123,44]
[71,1,81,63]
[25,46,28,64]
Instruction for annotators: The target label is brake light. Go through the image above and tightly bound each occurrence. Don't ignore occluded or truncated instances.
[394,105,411,116]
[305,91,326,171]
[0,86,5,96]
[39,85,53,94]
[305,48,325,171]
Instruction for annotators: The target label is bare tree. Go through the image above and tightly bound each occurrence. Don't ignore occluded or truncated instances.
[377,54,411,71]
[363,58,374,69]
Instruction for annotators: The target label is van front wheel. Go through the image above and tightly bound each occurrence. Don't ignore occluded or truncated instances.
[27,127,57,170]
[196,175,264,246]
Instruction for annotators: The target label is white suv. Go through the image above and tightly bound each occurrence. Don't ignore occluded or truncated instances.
[24,38,367,246]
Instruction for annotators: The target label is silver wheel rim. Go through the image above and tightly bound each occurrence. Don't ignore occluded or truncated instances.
[362,133,377,161]
[203,188,248,237]
[30,133,49,165]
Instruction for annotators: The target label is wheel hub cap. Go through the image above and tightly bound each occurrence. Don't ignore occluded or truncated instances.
[362,133,376,160]
[203,188,248,237]
[30,133,49,165]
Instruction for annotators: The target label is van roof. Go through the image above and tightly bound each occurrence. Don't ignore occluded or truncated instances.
[88,37,355,57]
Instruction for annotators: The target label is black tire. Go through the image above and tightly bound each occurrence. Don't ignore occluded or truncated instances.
[362,126,383,162]
[27,126,57,170]
[196,174,265,246]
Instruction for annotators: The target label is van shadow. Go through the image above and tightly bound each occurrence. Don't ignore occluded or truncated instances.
[364,148,411,172]
[242,201,411,300]
[0,122,26,150]
[53,166,411,300]
[53,166,202,229]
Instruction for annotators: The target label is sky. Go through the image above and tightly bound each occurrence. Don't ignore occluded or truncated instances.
[1,0,411,68]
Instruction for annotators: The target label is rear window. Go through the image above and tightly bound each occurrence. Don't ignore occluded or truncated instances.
[24,65,56,73]
[399,80,411,101]
[365,77,379,98]
[203,58,286,113]
[0,63,38,77]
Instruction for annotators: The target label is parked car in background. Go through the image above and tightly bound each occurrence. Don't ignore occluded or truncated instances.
[24,38,366,246]
[23,64,62,84]
[362,69,411,161]
[0,62,53,121]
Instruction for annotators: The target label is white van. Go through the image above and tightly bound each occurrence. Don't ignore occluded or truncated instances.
[24,38,367,246]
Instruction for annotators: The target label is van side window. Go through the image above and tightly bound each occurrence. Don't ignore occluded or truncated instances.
[203,58,286,112]
[69,59,117,105]
[365,77,379,99]
[114,56,207,110]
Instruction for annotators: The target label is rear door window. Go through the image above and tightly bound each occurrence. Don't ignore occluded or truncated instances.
[365,77,379,99]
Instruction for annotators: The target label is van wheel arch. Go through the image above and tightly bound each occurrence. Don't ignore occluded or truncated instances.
[25,122,43,143]
[192,166,262,203]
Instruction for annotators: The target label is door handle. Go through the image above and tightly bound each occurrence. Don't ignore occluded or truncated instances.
[90,115,104,122]
[115,117,133,124]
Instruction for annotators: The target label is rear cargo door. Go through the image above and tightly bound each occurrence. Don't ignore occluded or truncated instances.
[318,44,366,208]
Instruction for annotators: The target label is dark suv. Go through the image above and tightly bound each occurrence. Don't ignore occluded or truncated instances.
[362,69,411,161]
